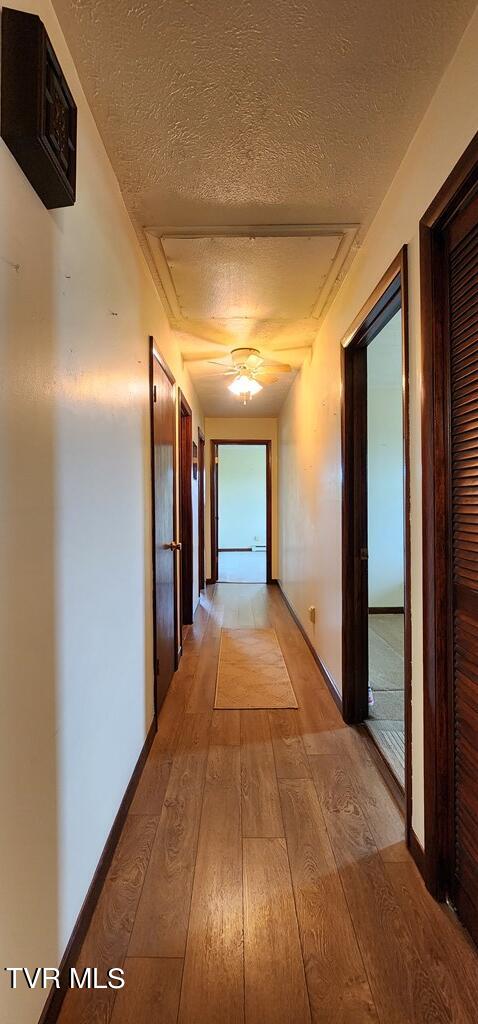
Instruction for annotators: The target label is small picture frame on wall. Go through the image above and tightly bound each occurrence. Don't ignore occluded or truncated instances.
[1,7,77,209]
[192,442,198,480]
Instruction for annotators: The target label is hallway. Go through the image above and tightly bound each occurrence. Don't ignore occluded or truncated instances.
[58,584,478,1024]
[3,3,478,1022]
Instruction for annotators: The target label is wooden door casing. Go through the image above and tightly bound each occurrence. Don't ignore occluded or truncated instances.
[150,340,178,714]
[179,390,194,627]
[209,440,273,585]
[198,428,205,592]
[341,249,412,824]
[210,441,219,584]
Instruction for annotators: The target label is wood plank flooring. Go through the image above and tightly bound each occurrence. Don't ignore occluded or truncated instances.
[57,583,478,1024]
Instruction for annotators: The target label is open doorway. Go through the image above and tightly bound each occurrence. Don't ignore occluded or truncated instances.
[210,440,272,584]
[366,310,405,783]
[341,249,411,813]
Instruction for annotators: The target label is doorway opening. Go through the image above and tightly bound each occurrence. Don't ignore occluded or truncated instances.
[367,309,405,783]
[150,339,179,714]
[341,250,411,816]
[210,440,272,584]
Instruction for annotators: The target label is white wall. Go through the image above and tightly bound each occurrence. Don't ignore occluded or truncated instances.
[367,312,404,608]
[205,418,278,578]
[278,6,478,847]
[0,3,202,1022]
[218,445,266,549]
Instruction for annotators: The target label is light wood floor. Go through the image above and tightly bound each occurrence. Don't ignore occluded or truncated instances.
[58,584,478,1024]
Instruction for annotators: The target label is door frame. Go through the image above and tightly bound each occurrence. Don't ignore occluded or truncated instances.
[341,248,412,830]
[178,389,194,628]
[149,337,179,715]
[198,427,206,592]
[420,132,478,900]
[210,439,272,584]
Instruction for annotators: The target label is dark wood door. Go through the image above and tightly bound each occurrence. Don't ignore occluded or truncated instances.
[447,189,478,942]
[198,429,205,591]
[179,392,193,627]
[210,441,219,584]
[152,351,177,712]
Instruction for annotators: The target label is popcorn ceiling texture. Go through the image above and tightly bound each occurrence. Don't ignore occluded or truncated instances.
[52,0,476,415]
[52,0,475,229]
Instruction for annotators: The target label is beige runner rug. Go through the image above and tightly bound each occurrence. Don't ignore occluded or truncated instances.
[215,628,298,709]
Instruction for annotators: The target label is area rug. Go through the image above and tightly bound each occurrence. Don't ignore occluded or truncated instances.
[214,628,298,709]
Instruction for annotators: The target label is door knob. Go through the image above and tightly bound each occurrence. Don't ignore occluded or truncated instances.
[165,541,182,551]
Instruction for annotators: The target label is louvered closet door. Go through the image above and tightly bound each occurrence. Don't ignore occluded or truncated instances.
[448,189,478,943]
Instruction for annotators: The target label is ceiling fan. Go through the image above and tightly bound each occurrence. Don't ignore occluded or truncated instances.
[205,347,292,404]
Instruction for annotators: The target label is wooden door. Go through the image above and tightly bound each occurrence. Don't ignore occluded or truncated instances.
[210,441,219,584]
[151,347,177,713]
[447,189,478,941]
[179,391,193,627]
[198,429,205,591]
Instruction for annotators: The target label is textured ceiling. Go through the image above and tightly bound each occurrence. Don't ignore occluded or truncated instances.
[53,0,476,415]
[162,234,341,319]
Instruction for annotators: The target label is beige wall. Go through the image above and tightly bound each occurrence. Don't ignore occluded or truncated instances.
[205,418,278,579]
[0,3,202,1022]
[279,6,478,848]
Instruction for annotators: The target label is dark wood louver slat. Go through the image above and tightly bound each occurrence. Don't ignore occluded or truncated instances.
[449,206,478,940]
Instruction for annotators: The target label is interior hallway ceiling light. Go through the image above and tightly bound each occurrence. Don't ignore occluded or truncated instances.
[228,372,263,404]
[200,347,292,404]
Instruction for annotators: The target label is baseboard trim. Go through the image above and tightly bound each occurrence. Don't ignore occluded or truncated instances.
[369,606,404,614]
[218,547,253,552]
[408,826,426,879]
[276,581,342,713]
[38,716,157,1024]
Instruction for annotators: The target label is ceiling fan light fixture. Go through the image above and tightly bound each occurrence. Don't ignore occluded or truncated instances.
[228,373,263,402]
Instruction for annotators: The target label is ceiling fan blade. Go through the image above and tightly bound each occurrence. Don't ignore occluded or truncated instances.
[255,362,292,375]
[251,372,279,386]
[199,368,237,378]
[207,359,235,368]
[182,350,232,363]
[251,346,297,365]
